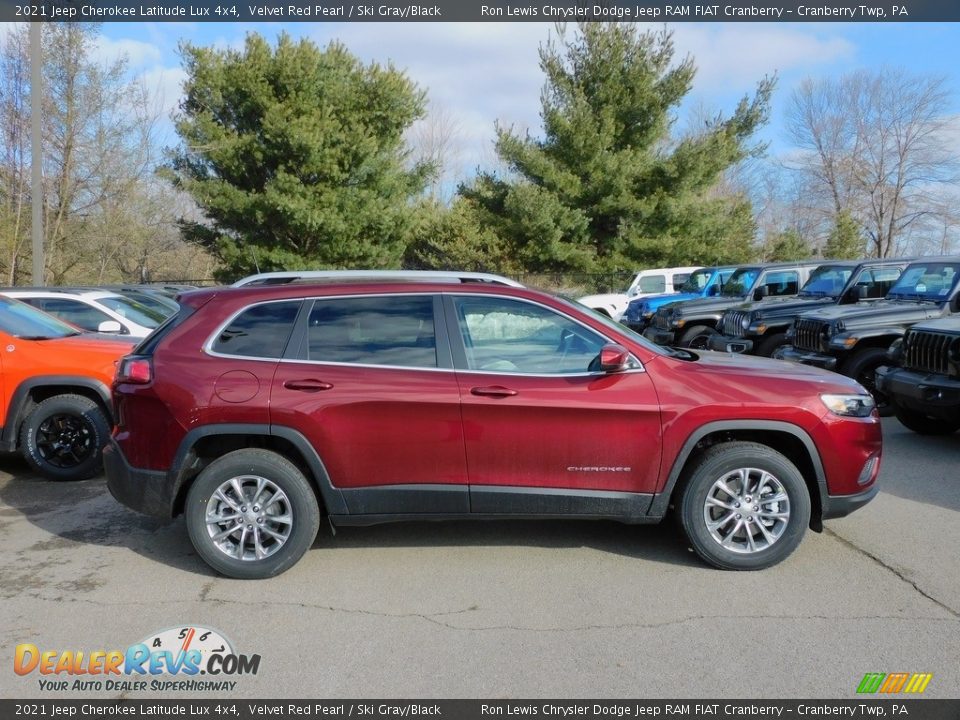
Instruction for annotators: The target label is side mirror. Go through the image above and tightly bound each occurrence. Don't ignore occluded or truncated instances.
[856,285,869,300]
[950,294,960,314]
[753,285,769,301]
[98,320,123,334]
[707,285,719,297]
[599,344,630,373]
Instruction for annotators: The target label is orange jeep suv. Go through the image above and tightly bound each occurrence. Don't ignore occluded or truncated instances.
[0,295,134,480]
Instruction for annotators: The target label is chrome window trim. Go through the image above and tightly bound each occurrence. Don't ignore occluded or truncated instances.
[203,291,646,377]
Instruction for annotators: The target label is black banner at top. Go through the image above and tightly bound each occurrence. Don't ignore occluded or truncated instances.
[1,0,958,22]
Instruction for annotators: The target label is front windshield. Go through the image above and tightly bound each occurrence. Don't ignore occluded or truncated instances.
[888,263,960,300]
[801,265,854,296]
[98,296,165,329]
[0,296,79,339]
[678,268,714,293]
[722,267,760,297]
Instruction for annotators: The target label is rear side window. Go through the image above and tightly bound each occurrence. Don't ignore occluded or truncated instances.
[212,301,301,358]
[307,296,437,369]
[31,297,114,332]
[672,273,690,288]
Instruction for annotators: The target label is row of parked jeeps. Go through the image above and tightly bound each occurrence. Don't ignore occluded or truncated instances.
[608,257,960,435]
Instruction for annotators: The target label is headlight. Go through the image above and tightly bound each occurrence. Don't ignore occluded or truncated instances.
[741,316,751,329]
[820,394,875,418]
[887,338,903,363]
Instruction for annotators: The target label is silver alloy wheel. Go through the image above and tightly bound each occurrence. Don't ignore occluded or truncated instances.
[204,475,293,561]
[702,467,791,554]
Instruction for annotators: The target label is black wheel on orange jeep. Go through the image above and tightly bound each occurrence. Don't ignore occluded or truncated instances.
[19,394,109,481]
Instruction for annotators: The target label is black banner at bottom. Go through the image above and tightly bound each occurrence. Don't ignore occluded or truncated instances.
[2,700,959,720]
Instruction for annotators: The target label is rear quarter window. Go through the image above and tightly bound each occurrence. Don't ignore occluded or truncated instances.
[211,301,302,359]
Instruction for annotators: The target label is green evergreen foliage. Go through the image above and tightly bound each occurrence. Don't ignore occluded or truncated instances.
[166,32,432,280]
[824,210,865,259]
[460,24,773,274]
[766,228,812,261]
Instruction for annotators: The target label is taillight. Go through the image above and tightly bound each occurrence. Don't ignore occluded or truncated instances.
[117,357,152,384]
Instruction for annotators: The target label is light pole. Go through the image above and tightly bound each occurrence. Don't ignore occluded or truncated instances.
[30,21,44,286]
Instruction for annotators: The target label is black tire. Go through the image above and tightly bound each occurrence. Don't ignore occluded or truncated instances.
[841,347,893,417]
[756,332,788,358]
[185,449,321,579]
[679,324,717,349]
[678,441,811,571]
[894,406,960,436]
[19,394,109,481]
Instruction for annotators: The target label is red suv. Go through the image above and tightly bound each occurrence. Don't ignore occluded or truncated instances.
[104,272,882,579]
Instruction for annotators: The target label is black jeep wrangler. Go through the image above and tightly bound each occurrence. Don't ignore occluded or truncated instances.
[777,258,960,415]
[876,317,960,435]
[709,258,910,357]
[644,261,823,349]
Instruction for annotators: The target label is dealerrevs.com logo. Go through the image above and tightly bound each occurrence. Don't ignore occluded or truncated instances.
[14,626,261,693]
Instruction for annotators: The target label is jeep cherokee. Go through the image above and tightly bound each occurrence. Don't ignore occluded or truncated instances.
[104,271,882,579]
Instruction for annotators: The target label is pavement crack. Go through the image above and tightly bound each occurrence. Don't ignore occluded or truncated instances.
[824,527,960,619]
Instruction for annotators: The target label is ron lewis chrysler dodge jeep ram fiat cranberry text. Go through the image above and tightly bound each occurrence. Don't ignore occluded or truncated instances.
[104,271,882,579]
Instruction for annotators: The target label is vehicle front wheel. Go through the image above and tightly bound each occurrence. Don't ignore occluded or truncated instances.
[841,347,893,416]
[679,324,717,349]
[678,442,811,571]
[894,406,960,436]
[185,449,321,579]
[19,394,110,481]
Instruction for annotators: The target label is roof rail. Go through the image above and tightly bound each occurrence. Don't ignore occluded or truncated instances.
[232,270,524,288]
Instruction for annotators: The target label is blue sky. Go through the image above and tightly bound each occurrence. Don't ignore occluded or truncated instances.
[96,21,960,177]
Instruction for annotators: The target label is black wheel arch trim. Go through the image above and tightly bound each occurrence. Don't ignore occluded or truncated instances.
[0,376,113,452]
[168,423,347,515]
[648,419,828,527]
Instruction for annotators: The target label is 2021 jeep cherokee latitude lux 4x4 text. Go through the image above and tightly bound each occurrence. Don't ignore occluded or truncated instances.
[105,272,882,579]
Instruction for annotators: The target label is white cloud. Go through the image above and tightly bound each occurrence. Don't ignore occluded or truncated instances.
[94,36,163,68]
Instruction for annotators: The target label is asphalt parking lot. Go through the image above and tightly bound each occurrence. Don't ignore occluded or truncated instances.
[2,417,958,700]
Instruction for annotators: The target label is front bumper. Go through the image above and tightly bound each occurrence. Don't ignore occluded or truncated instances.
[708,334,754,354]
[822,482,880,520]
[778,346,839,371]
[643,327,676,345]
[104,438,176,518]
[875,366,960,419]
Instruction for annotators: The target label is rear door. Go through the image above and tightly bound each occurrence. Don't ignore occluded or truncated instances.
[270,294,468,514]
[444,294,662,513]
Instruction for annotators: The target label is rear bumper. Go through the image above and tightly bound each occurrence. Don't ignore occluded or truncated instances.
[708,334,754,354]
[104,439,175,518]
[876,366,960,418]
[822,482,880,520]
[778,346,839,371]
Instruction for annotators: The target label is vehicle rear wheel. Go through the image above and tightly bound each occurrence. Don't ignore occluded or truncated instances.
[679,324,717,349]
[756,332,788,358]
[841,347,893,417]
[19,394,109,481]
[893,406,960,436]
[185,449,321,579]
[678,441,810,571]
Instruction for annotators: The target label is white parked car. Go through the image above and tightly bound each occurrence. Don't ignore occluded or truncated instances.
[578,266,700,319]
[1,288,166,339]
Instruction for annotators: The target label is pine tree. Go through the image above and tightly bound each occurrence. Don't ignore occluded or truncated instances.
[166,32,432,280]
[824,210,864,259]
[461,23,773,274]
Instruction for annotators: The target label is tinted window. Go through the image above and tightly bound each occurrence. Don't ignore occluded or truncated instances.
[307,296,437,369]
[454,296,606,374]
[801,266,854,296]
[35,298,115,332]
[0,296,79,339]
[637,275,666,293]
[213,301,301,358]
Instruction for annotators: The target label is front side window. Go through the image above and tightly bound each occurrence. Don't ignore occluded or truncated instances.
[761,270,800,297]
[852,266,903,299]
[453,296,607,374]
[307,296,437,369]
[98,296,165,329]
[0,296,79,339]
[679,269,713,293]
[212,301,301,358]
